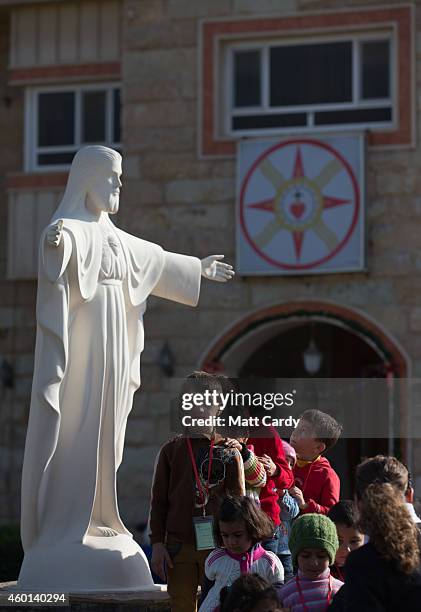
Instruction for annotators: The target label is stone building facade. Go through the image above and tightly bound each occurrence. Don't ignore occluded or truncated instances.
[0,0,421,529]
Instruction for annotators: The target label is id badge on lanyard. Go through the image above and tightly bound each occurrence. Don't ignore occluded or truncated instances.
[193,516,215,550]
[187,437,216,551]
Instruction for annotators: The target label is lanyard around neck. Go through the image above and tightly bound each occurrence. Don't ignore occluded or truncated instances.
[296,574,332,612]
[186,437,215,516]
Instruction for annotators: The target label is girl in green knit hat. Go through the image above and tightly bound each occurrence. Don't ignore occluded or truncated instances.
[277,514,343,611]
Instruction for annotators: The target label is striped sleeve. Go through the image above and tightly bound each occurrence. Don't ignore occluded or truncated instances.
[243,449,267,489]
[205,548,226,580]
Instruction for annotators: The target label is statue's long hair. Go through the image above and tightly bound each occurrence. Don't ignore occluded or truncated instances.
[51,146,121,223]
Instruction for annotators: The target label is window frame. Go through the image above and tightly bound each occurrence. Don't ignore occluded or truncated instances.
[222,30,396,139]
[25,81,121,172]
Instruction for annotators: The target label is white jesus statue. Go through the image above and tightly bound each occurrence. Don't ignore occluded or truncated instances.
[18,145,234,592]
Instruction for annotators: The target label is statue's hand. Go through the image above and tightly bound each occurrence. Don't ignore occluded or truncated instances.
[46,220,64,248]
[201,255,235,283]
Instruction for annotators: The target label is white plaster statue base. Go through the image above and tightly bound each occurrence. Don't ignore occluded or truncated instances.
[18,534,157,592]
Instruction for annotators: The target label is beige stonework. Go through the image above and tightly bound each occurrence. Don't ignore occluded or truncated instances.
[1,0,421,530]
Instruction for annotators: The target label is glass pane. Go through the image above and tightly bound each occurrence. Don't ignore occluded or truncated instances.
[113,89,121,143]
[232,112,307,130]
[82,90,106,143]
[233,50,261,107]
[38,92,74,146]
[315,107,392,125]
[362,41,390,99]
[270,42,352,106]
[38,152,76,165]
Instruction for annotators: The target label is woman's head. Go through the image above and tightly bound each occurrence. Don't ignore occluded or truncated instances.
[355,455,408,501]
[220,574,282,612]
[288,514,339,579]
[214,497,274,553]
[52,146,122,222]
[355,455,419,574]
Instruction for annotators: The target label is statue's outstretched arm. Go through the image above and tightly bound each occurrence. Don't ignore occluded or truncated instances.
[201,255,235,283]
[42,219,72,283]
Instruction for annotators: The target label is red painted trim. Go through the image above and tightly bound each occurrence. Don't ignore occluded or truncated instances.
[201,6,413,156]
[9,62,121,84]
[199,301,407,378]
[7,173,68,189]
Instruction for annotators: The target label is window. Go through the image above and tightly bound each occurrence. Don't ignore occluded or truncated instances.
[225,34,393,136]
[26,83,121,171]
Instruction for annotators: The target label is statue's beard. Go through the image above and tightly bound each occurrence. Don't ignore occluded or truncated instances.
[108,195,119,214]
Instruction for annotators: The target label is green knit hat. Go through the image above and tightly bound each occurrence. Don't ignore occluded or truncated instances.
[289,514,339,568]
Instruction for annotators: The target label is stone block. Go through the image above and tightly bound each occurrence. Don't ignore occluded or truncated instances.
[125,18,197,50]
[14,354,34,377]
[124,49,196,101]
[124,417,156,447]
[234,0,296,12]
[136,391,173,417]
[125,126,196,154]
[122,154,141,179]
[410,307,421,332]
[125,100,196,129]
[141,153,214,182]
[369,249,413,277]
[165,178,235,204]
[167,0,232,18]
[199,278,252,309]
[123,179,164,207]
[125,0,166,23]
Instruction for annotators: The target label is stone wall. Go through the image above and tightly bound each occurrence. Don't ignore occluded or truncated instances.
[118,0,421,527]
[0,6,31,526]
[1,0,421,530]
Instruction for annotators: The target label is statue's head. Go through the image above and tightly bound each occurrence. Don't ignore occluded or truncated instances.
[52,145,123,222]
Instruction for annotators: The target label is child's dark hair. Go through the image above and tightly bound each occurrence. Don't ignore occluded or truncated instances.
[355,455,419,574]
[299,409,342,450]
[214,496,274,547]
[327,500,359,528]
[220,574,279,612]
[176,371,223,433]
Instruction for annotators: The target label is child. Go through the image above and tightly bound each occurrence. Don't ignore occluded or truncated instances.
[219,574,286,612]
[278,514,343,611]
[277,441,300,582]
[327,500,364,581]
[329,455,421,612]
[199,496,284,612]
[149,372,246,612]
[289,409,341,515]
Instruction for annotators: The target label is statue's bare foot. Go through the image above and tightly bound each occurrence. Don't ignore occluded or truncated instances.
[88,524,119,537]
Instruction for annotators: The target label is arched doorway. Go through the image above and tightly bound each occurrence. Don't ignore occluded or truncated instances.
[199,301,410,497]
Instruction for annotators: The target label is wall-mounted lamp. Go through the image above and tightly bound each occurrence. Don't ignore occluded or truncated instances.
[0,359,14,388]
[302,326,323,376]
[158,342,175,377]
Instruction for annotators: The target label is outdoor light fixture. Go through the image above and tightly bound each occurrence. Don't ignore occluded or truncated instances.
[158,341,175,377]
[303,327,323,376]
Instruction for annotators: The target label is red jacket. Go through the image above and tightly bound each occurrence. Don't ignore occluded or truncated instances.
[293,455,340,515]
[248,429,294,526]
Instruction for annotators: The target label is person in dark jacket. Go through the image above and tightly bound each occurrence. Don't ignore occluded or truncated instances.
[330,455,421,612]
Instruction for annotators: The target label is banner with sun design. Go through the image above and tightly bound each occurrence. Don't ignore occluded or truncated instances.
[237,134,365,275]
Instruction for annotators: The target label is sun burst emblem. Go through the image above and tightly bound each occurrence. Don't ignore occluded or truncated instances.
[239,139,360,271]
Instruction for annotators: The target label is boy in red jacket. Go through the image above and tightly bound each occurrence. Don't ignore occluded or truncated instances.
[289,409,342,515]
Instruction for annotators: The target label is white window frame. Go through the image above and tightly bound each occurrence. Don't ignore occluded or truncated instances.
[222,29,396,138]
[25,82,121,172]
